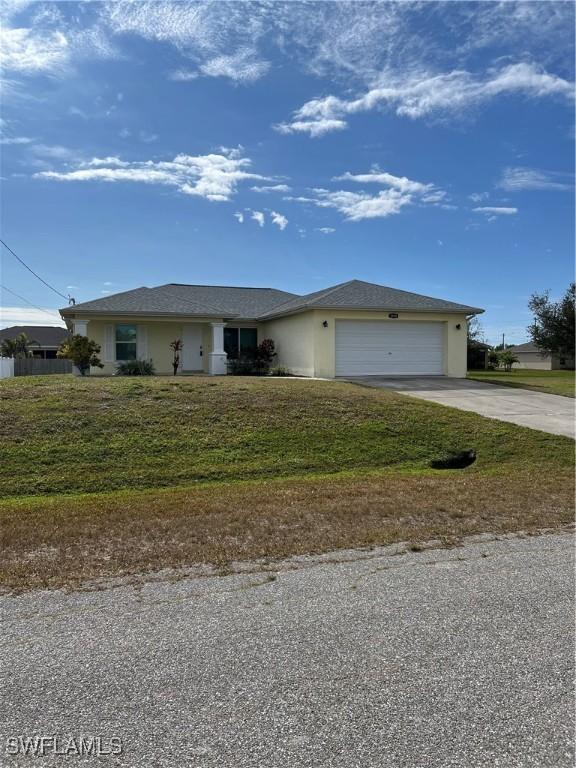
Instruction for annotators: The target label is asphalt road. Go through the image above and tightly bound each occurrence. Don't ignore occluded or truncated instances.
[1,533,574,768]
[346,376,575,438]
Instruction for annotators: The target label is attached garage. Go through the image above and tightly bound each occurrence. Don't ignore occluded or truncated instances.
[335,320,445,376]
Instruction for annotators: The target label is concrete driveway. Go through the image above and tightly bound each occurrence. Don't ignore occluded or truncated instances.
[346,376,575,438]
[1,533,573,767]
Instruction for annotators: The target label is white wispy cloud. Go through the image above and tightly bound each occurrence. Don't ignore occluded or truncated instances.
[473,206,518,215]
[270,211,288,231]
[275,118,348,138]
[302,188,413,222]
[168,68,199,82]
[0,26,69,74]
[316,227,335,234]
[289,168,445,221]
[104,2,270,84]
[251,210,265,227]
[469,192,489,202]
[0,136,33,145]
[0,306,64,328]
[498,166,573,191]
[251,184,291,194]
[233,212,244,223]
[277,62,575,136]
[3,1,574,98]
[335,169,438,196]
[199,48,270,84]
[34,148,270,202]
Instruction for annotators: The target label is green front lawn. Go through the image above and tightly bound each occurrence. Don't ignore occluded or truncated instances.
[1,375,573,591]
[468,369,575,397]
[1,375,573,498]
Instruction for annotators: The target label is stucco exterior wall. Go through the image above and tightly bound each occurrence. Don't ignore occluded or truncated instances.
[70,310,469,378]
[513,352,574,370]
[71,316,266,375]
[75,317,219,375]
[263,312,315,376]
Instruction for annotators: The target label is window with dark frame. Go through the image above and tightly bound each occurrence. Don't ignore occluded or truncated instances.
[115,324,137,361]
[224,327,258,359]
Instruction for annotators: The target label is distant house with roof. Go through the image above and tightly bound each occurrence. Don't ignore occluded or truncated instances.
[0,325,69,359]
[512,341,575,371]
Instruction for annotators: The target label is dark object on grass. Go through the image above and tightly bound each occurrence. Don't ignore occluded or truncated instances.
[430,449,477,470]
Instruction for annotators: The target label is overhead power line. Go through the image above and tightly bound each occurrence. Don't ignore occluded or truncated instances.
[0,238,72,302]
[0,283,63,321]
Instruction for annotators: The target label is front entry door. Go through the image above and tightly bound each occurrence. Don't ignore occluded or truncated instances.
[182,325,203,370]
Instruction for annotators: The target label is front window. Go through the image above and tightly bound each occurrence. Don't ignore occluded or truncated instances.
[116,324,137,360]
[224,327,258,359]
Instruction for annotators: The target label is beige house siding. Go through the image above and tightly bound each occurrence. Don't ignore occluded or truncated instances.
[77,317,218,375]
[263,312,315,376]
[513,352,575,371]
[70,309,469,378]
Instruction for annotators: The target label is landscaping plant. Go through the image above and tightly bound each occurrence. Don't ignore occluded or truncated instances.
[228,338,277,375]
[116,359,156,376]
[57,334,103,375]
[497,349,519,372]
[0,332,37,359]
[169,339,182,376]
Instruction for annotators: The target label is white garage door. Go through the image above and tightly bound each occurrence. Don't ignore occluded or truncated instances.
[335,320,445,376]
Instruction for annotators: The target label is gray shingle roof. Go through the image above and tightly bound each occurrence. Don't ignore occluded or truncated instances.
[258,280,483,319]
[61,286,222,316]
[166,284,298,319]
[0,325,69,347]
[61,284,298,319]
[61,280,482,320]
[513,341,548,354]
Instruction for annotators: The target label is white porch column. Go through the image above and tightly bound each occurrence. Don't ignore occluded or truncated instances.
[72,319,88,336]
[209,322,227,375]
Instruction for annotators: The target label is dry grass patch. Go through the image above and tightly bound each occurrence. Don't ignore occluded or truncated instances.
[1,470,573,593]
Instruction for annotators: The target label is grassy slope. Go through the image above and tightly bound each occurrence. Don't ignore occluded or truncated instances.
[468,369,575,397]
[1,376,573,591]
[1,376,573,498]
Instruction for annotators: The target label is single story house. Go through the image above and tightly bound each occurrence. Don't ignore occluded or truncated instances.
[59,279,484,378]
[511,341,575,371]
[0,325,69,359]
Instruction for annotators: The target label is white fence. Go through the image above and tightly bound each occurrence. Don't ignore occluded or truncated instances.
[0,357,15,379]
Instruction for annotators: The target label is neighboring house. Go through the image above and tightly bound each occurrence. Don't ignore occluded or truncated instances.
[511,341,575,371]
[59,279,484,378]
[0,325,69,359]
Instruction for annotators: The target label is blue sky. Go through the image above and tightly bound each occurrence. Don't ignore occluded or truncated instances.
[1,0,574,343]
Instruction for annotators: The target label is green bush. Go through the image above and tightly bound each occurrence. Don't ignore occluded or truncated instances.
[227,358,270,376]
[116,359,156,376]
[227,339,277,376]
[269,366,292,376]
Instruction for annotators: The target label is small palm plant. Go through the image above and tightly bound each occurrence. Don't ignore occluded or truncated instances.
[169,339,183,376]
[0,332,37,358]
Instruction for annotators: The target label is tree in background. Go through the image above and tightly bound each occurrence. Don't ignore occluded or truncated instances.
[467,316,485,346]
[57,335,103,375]
[528,283,575,357]
[0,332,37,358]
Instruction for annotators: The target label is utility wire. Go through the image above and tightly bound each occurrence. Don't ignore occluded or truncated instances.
[0,238,71,302]
[0,283,63,321]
